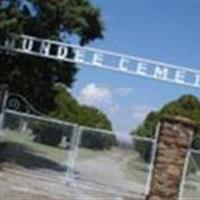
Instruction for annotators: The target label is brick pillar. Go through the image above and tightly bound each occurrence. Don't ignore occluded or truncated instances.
[147,116,197,200]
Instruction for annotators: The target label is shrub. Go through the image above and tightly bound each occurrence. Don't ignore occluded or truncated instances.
[80,130,117,150]
[133,140,152,163]
[32,123,62,146]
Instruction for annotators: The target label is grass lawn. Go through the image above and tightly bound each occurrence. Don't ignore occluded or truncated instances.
[183,181,200,199]
[2,130,100,168]
[126,153,150,184]
[4,130,68,163]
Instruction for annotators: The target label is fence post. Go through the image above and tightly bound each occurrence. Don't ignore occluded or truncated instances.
[65,125,82,184]
[146,116,197,200]
[0,87,8,142]
[178,150,191,199]
[145,123,161,195]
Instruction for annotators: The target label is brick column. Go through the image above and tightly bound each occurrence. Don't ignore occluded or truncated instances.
[147,116,197,200]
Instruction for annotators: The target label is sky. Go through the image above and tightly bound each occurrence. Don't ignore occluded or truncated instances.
[7,0,200,138]
[70,0,200,138]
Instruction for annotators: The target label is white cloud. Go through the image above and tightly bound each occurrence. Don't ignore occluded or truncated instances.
[77,84,133,107]
[74,83,156,134]
[77,83,112,106]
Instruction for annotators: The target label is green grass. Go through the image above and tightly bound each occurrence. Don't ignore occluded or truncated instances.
[183,182,200,199]
[78,147,105,160]
[3,130,99,166]
[4,130,68,163]
[126,153,150,184]
[3,130,150,186]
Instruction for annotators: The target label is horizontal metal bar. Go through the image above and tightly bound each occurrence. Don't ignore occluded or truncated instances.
[79,125,114,135]
[190,149,200,154]
[1,34,200,90]
[5,109,77,128]
[132,135,155,143]
[5,109,116,136]
[17,34,200,75]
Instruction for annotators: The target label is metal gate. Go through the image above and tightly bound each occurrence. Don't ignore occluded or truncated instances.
[0,93,158,199]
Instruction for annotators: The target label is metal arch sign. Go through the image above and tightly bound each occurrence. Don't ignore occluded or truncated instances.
[1,34,200,89]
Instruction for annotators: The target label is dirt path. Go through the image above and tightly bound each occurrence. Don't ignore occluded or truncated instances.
[75,148,146,196]
[0,162,145,200]
[0,145,147,199]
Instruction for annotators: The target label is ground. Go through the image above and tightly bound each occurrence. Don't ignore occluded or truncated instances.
[0,130,146,200]
[0,130,199,199]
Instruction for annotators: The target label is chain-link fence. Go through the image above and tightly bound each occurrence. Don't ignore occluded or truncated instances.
[0,109,156,199]
[1,109,79,199]
[66,126,156,199]
[181,149,200,199]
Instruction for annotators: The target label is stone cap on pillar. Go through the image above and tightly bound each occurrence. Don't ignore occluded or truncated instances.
[161,115,198,131]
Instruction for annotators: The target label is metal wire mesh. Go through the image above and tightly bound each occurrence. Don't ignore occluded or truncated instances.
[68,127,155,198]
[0,109,156,199]
[1,110,77,199]
[182,149,200,199]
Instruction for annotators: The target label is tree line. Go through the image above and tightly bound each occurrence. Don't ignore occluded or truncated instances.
[0,0,117,150]
[132,95,200,161]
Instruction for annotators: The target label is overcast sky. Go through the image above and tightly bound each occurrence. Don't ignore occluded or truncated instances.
[70,0,200,137]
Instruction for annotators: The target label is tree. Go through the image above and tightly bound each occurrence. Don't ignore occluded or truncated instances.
[131,95,200,161]
[77,105,112,130]
[49,84,80,123]
[132,111,160,138]
[0,0,104,113]
[50,85,112,130]
[34,85,115,148]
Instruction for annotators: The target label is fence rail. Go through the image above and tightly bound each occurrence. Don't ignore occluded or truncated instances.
[0,107,156,199]
[181,149,200,199]
[1,94,199,199]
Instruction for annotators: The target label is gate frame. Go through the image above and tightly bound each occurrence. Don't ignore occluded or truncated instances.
[0,90,8,141]
[0,33,200,199]
[0,92,160,198]
[145,122,161,195]
[179,148,200,199]
[1,92,199,199]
